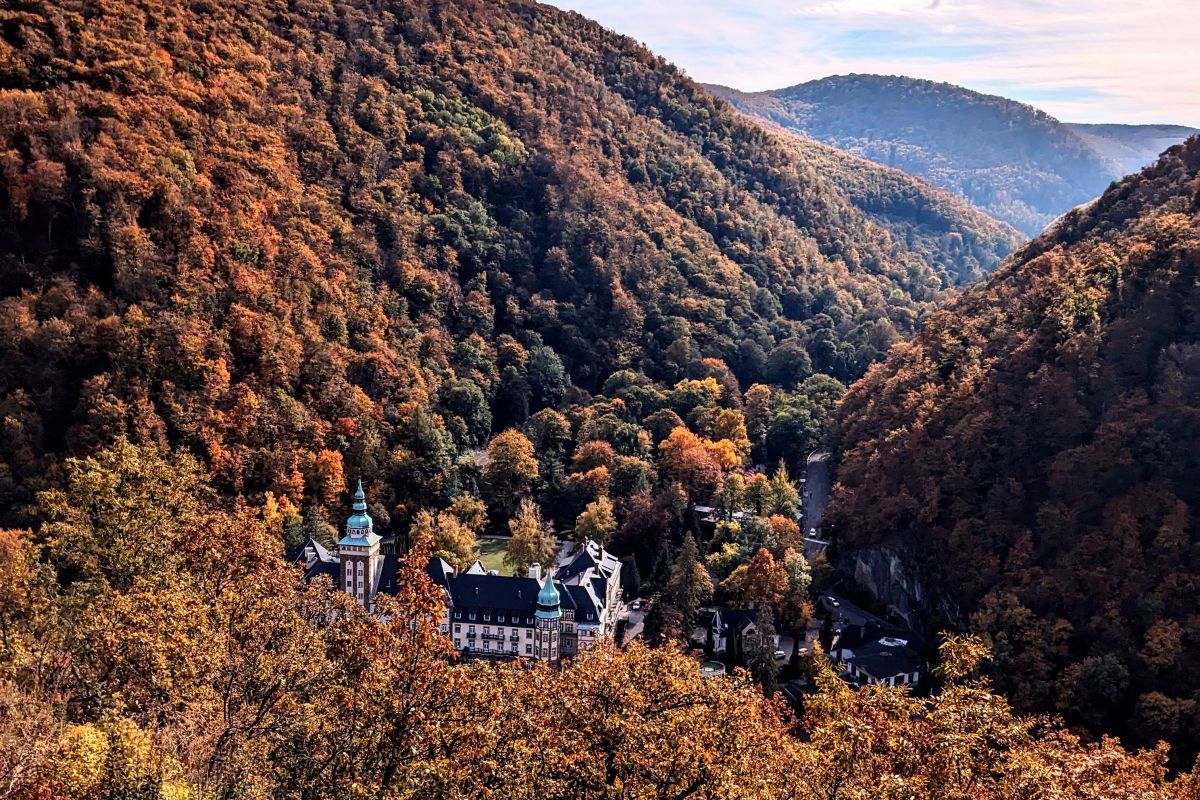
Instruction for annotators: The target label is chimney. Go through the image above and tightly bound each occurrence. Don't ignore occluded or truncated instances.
[528,563,541,581]
[304,546,316,569]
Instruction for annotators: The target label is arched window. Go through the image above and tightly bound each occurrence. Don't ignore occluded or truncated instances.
[356,561,364,594]
[344,562,352,590]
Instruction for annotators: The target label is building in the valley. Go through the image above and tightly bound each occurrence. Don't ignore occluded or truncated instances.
[708,607,785,665]
[831,623,923,688]
[430,545,622,662]
[295,485,623,664]
[295,480,398,612]
[554,539,623,647]
[429,561,565,661]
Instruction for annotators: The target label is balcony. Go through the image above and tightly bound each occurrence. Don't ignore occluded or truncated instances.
[480,633,505,641]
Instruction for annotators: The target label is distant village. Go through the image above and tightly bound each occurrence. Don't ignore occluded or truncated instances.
[292,451,924,705]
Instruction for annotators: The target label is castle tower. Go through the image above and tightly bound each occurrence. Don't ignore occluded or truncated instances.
[534,575,562,662]
[338,480,382,608]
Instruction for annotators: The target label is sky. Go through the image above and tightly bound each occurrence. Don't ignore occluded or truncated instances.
[544,0,1200,127]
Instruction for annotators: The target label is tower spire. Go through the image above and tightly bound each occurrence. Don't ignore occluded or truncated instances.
[535,575,562,619]
[344,479,374,539]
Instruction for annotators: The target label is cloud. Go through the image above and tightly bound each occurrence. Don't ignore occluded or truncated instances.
[544,0,1200,126]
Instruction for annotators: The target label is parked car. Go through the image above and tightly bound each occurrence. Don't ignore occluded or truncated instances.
[773,649,786,660]
[631,601,641,611]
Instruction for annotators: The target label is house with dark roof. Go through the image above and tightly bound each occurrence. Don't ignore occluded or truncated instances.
[831,622,924,688]
[429,539,622,661]
[554,539,623,647]
[708,607,784,665]
[428,560,566,660]
[294,485,621,664]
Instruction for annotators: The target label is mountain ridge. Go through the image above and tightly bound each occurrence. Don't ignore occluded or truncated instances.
[708,74,1197,236]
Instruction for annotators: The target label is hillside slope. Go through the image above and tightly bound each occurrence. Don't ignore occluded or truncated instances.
[708,75,1187,236]
[1068,123,1200,175]
[0,0,1019,527]
[828,136,1200,756]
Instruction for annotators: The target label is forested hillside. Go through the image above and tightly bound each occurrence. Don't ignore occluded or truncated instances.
[1,0,1199,793]
[829,136,1200,757]
[708,75,1168,236]
[0,0,1018,535]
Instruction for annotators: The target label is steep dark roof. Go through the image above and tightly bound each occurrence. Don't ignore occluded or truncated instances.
[424,557,454,589]
[835,622,908,652]
[556,550,597,583]
[718,608,757,633]
[851,642,923,679]
[565,584,601,624]
[291,538,341,586]
[448,573,546,615]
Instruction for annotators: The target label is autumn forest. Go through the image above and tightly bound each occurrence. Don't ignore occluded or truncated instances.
[0,0,1198,797]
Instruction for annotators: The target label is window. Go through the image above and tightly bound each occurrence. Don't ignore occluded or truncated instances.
[525,644,532,655]
[525,630,532,639]
[468,625,475,633]
[454,624,461,633]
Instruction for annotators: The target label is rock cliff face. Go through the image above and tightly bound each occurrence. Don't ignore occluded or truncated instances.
[846,545,964,635]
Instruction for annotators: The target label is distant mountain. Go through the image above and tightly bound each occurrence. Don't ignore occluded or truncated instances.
[1067,123,1200,175]
[708,75,1196,237]
[829,136,1200,758]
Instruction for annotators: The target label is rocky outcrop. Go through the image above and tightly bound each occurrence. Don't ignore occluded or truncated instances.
[849,546,964,634]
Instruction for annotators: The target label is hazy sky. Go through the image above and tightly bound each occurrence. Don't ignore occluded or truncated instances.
[544,0,1200,126]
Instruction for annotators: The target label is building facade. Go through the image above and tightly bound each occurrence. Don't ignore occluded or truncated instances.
[295,485,622,664]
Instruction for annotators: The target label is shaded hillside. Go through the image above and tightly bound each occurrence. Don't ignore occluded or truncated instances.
[709,75,1143,236]
[0,0,1018,527]
[1068,123,1200,175]
[828,136,1200,757]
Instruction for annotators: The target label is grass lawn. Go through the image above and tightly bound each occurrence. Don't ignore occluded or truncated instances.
[476,535,511,575]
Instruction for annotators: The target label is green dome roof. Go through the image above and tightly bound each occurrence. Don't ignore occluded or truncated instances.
[535,576,562,620]
[347,479,373,529]
[340,479,379,547]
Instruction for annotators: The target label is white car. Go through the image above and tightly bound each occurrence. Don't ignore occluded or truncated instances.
[773,649,786,660]
[631,601,641,611]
